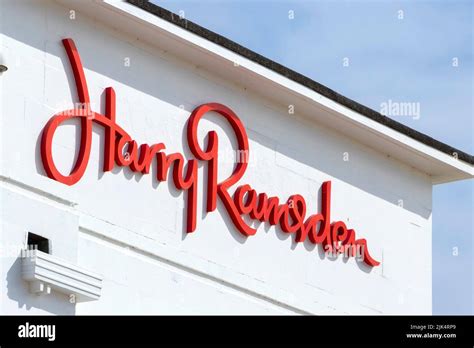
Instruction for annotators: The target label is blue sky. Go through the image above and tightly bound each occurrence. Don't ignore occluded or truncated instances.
[154,0,473,314]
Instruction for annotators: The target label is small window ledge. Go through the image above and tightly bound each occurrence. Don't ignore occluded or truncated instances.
[21,249,103,302]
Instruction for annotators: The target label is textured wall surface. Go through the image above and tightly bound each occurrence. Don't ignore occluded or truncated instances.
[0,0,432,314]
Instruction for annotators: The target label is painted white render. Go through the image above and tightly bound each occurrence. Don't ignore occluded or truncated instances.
[0,0,471,315]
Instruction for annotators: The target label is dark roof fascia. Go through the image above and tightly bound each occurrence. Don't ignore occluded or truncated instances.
[126,0,473,165]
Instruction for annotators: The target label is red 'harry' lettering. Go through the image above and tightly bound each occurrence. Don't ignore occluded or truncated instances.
[40,38,379,267]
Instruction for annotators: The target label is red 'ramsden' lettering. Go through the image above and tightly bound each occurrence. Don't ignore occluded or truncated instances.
[40,38,379,267]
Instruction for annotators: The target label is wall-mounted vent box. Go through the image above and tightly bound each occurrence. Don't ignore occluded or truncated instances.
[21,249,103,302]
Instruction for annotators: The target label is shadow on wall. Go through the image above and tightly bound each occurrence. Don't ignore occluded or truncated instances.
[5,1,430,268]
[6,256,76,315]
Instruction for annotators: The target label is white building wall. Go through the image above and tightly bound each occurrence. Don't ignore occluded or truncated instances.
[0,0,432,314]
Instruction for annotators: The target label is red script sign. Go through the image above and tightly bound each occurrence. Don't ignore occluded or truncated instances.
[41,39,379,267]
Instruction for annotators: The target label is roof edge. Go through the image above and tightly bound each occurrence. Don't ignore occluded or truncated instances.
[126,0,473,166]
